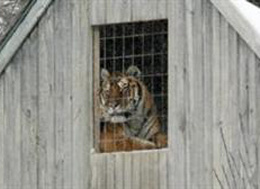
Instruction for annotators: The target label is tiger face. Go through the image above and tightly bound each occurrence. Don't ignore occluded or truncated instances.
[99,66,142,123]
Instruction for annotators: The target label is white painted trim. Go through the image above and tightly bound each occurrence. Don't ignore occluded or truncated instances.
[0,0,53,75]
[211,0,260,58]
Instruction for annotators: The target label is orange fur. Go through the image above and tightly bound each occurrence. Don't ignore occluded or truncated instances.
[99,66,167,152]
[100,123,156,152]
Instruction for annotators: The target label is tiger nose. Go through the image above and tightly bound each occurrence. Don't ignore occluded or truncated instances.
[110,102,119,108]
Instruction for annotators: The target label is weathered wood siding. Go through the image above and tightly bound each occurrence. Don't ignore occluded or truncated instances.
[0,0,91,188]
[170,0,260,188]
[0,0,259,189]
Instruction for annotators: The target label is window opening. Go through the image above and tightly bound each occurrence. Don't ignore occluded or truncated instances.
[94,20,168,153]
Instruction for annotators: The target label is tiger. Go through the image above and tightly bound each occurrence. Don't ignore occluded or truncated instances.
[99,123,157,152]
[98,65,167,152]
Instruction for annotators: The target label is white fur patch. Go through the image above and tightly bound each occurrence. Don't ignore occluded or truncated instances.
[111,116,127,123]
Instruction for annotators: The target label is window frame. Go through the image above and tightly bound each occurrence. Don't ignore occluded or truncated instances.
[92,21,169,153]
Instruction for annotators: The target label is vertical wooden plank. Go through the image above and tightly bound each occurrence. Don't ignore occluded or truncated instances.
[106,0,131,24]
[38,5,56,189]
[238,38,250,189]
[202,0,214,188]
[115,153,124,189]
[256,56,260,189]
[212,7,224,189]
[194,0,205,187]
[90,0,106,25]
[0,76,4,189]
[20,29,38,189]
[168,0,187,188]
[185,0,207,187]
[185,0,193,187]
[107,154,115,189]
[159,151,168,189]
[53,0,73,188]
[90,154,99,189]
[72,0,92,187]
[90,155,98,189]
[237,39,259,189]
[54,1,64,186]
[91,155,99,189]
[4,52,22,189]
[140,152,150,189]
[157,0,168,19]
[227,25,241,188]
[148,152,159,189]
[90,154,107,189]
[132,153,141,189]
[124,153,132,189]
[247,48,258,189]
[98,155,107,189]
[132,0,158,21]
[220,16,234,189]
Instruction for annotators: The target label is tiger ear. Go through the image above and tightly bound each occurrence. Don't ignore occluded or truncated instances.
[101,68,110,80]
[126,66,141,78]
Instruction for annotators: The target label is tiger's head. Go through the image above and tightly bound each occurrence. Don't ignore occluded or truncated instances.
[99,66,142,123]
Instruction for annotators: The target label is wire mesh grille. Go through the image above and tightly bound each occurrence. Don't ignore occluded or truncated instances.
[97,20,168,152]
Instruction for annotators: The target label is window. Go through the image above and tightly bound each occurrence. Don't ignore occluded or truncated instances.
[93,20,168,153]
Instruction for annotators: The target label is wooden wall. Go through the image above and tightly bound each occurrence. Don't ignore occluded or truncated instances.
[170,0,260,188]
[0,0,91,188]
[0,0,259,188]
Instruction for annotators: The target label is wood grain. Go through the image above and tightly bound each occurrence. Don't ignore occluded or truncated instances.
[53,0,73,187]
[202,0,214,187]
[256,56,260,189]
[0,0,259,189]
[0,0,53,76]
[90,0,167,25]
[168,0,187,188]
[20,28,38,189]
[38,5,56,189]
[211,0,260,59]
[0,65,4,189]
[106,0,131,24]
[71,0,92,188]
[3,49,22,188]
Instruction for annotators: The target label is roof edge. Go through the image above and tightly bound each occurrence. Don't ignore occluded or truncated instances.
[0,0,53,76]
[211,0,260,58]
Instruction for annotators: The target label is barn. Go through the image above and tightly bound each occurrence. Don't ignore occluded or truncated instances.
[0,0,260,188]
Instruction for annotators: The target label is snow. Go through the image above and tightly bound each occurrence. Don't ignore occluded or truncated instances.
[236,0,260,35]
